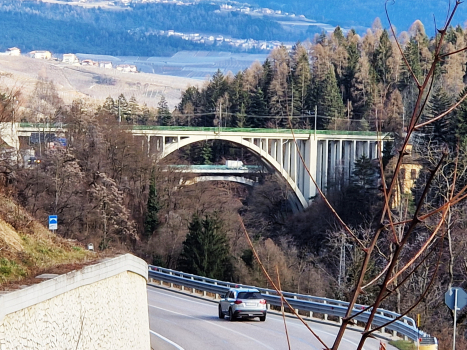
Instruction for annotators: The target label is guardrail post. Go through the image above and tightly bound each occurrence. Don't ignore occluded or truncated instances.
[199,278,206,296]
[214,282,218,300]
[323,300,328,321]
[403,319,408,340]
[293,295,298,315]
[380,312,385,334]
[265,291,270,310]
[169,271,173,288]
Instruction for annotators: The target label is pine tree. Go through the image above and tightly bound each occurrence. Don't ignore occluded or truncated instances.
[158,95,172,126]
[343,34,360,104]
[177,213,233,280]
[422,87,454,144]
[248,87,268,127]
[291,43,311,116]
[318,67,345,128]
[454,86,467,142]
[200,142,212,165]
[372,30,393,86]
[102,96,115,115]
[128,95,141,124]
[144,171,160,238]
[115,94,129,123]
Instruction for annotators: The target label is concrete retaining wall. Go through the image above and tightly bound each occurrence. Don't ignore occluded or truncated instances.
[0,254,150,350]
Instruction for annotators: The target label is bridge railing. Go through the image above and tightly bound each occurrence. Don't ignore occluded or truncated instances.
[148,265,428,342]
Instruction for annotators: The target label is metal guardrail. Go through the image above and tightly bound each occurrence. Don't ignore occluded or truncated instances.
[148,265,429,342]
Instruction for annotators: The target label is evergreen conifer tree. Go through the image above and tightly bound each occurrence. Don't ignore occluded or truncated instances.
[423,87,454,144]
[158,95,172,126]
[200,142,212,165]
[177,213,233,280]
[144,171,160,238]
[373,30,393,86]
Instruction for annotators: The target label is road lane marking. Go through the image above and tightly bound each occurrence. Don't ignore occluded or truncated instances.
[149,304,275,349]
[150,330,185,350]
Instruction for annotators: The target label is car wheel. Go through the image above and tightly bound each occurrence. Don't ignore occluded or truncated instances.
[218,305,225,319]
[259,313,266,322]
[229,308,236,321]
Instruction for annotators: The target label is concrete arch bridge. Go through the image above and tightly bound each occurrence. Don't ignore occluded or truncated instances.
[11,124,389,210]
[130,126,389,210]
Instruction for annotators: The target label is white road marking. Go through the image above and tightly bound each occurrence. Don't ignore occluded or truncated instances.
[149,330,185,350]
[149,304,275,350]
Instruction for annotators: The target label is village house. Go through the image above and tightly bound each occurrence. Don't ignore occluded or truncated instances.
[6,47,21,56]
[116,64,137,73]
[81,59,98,66]
[99,61,113,69]
[62,53,79,64]
[389,138,423,208]
[29,50,52,59]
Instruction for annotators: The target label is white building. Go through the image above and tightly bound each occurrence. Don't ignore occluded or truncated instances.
[29,50,52,59]
[6,47,21,56]
[62,53,79,64]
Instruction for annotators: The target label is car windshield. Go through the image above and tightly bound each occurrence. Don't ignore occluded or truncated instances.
[237,292,262,299]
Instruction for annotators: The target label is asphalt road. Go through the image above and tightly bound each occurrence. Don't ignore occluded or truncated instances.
[147,285,398,350]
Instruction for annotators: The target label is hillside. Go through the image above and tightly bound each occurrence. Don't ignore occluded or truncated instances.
[0,55,199,109]
[249,0,465,34]
[0,193,97,289]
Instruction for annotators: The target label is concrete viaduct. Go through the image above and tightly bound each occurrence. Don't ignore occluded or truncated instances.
[8,124,389,210]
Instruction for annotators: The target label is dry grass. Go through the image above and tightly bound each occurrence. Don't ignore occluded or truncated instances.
[0,193,109,289]
[0,54,200,109]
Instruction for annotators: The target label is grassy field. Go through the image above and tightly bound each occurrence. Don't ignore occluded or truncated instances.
[389,340,416,350]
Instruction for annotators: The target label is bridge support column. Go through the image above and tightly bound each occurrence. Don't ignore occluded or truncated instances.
[271,140,277,159]
[350,140,356,175]
[330,141,336,188]
[303,138,317,202]
[284,141,291,174]
[336,140,342,190]
[278,139,284,169]
[290,141,297,184]
[322,140,328,191]
[316,141,323,191]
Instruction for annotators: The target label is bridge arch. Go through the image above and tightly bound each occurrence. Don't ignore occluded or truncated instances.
[182,175,258,187]
[160,135,309,209]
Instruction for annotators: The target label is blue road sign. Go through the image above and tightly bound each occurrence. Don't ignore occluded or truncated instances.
[48,215,58,230]
[445,287,467,310]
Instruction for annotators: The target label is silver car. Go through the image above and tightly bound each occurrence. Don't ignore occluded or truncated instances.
[218,287,267,321]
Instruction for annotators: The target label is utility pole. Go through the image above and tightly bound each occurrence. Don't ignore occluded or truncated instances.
[118,97,122,124]
[219,101,222,133]
[314,105,317,140]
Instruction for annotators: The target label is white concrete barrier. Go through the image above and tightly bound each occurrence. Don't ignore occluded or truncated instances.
[0,254,150,350]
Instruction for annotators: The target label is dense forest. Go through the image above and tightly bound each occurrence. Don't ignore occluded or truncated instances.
[0,1,300,56]
[3,12,467,349]
[174,20,467,139]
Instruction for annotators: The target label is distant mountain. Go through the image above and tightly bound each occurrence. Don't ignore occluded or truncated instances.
[0,0,465,59]
[250,0,466,35]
